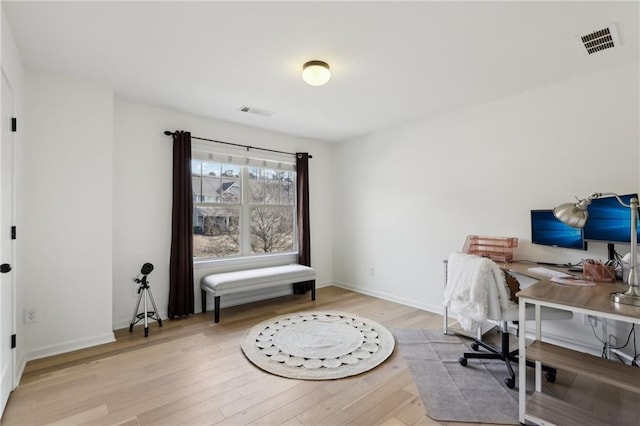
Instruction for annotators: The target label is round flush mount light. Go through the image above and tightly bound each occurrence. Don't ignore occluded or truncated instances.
[302,60,331,86]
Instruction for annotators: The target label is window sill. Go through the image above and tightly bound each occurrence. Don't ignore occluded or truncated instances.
[193,252,299,271]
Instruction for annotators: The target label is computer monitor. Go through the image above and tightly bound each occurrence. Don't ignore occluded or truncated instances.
[531,209,586,250]
[583,193,640,244]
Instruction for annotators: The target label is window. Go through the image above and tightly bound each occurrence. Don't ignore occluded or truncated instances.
[192,154,296,260]
[249,168,296,254]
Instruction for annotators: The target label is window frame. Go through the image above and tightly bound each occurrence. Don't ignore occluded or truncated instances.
[191,149,298,264]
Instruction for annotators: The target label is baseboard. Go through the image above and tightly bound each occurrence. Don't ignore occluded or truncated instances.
[332,281,606,356]
[211,286,294,310]
[521,327,604,357]
[332,281,443,315]
[112,281,333,331]
[113,311,168,331]
[26,332,116,362]
[14,355,26,387]
[205,280,332,310]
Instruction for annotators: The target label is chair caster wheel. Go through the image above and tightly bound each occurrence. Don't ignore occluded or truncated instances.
[158,319,163,327]
[504,377,515,389]
[458,357,468,366]
[545,372,556,383]
[471,342,479,351]
[129,324,133,333]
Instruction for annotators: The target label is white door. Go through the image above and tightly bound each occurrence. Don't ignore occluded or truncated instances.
[0,72,16,417]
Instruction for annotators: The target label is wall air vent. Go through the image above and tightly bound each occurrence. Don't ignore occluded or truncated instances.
[238,105,274,117]
[576,24,620,55]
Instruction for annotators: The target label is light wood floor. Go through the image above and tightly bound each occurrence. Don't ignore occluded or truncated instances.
[0,286,636,426]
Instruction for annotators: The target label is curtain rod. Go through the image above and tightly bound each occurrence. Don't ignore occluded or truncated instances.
[163,131,312,158]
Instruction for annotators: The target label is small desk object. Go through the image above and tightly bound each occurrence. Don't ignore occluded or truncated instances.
[515,265,640,425]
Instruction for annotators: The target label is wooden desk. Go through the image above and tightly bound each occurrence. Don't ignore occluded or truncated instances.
[514,264,640,425]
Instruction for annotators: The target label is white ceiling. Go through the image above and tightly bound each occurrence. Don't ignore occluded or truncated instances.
[4,1,639,143]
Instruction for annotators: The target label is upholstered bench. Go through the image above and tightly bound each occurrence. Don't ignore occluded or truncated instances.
[200,264,316,323]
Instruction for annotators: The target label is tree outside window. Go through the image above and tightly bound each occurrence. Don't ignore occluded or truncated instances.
[249,168,295,254]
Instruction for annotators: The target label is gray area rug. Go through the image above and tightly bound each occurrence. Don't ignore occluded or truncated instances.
[241,311,395,380]
[395,328,528,425]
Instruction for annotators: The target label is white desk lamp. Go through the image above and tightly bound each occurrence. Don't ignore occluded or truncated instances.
[553,192,640,307]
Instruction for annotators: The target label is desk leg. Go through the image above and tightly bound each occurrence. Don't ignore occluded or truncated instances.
[518,300,526,424]
[443,261,449,335]
[535,304,542,392]
[444,306,449,335]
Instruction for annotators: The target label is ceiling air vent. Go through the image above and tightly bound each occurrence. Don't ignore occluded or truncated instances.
[238,105,274,117]
[576,25,620,55]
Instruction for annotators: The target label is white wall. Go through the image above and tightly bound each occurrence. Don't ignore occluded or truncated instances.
[21,70,114,359]
[1,4,25,384]
[112,100,334,329]
[332,61,639,352]
[14,69,334,355]
[8,43,638,365]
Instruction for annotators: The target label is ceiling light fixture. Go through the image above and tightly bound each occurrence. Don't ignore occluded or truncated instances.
[302,60,331,86]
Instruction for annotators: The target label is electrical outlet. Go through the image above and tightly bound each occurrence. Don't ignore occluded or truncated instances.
[24,309,38,324]
[368,267,375,277]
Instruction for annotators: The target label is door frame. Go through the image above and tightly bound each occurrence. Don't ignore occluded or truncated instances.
[1,69,17,418]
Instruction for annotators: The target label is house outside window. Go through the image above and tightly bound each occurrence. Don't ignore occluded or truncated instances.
[192,149,296,260]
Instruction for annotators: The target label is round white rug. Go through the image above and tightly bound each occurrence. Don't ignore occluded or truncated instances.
[241,311,395,380]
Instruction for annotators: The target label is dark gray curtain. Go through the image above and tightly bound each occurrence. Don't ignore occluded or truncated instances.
[294,153,312,294]
[168,130,195,318]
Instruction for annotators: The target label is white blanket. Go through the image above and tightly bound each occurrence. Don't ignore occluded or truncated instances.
[444,252,513,332]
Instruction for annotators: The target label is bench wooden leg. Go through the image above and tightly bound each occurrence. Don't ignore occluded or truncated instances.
[311,280,316,301]
[214,296,220,323]
[201,289,206,313]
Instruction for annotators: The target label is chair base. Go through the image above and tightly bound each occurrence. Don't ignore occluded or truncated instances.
[458,328,556,389]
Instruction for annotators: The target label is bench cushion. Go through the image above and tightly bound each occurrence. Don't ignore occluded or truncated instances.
[200,264,316,296]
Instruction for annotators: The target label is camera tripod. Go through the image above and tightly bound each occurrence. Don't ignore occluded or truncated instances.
[129,263,162,337]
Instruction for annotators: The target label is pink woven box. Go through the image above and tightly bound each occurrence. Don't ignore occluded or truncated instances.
[463,235,518,263]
